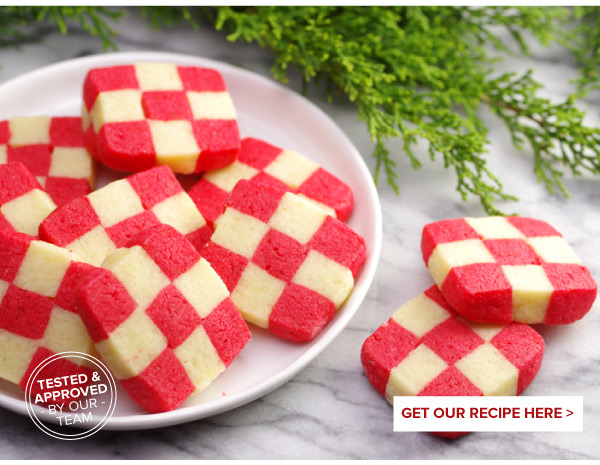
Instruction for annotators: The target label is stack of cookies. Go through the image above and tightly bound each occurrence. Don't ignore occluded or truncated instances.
[361,216,597,438]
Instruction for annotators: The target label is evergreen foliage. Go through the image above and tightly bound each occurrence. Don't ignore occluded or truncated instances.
[2,6,600,213]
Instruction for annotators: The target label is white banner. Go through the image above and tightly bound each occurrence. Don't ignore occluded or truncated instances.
[393,396,583,432]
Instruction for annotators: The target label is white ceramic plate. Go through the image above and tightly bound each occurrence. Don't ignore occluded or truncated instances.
[0,51,382,430]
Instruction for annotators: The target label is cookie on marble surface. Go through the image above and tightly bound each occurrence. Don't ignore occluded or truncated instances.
[0,162,56,236]
[202,179,366,342]
[361,285,545,439]
[82,62,240,173]
[421,216,597,325]
[77,224,251,413]
[188,137,353,226]
[0,116,95,206]
[0,229,95,394]
[39,165,211,266]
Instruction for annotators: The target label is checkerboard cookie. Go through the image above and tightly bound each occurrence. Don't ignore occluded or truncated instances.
[421,216,597,325]
[0,162,56,236]
[201,180,366,342]
[0,230,95,393]
[82,62,240,173]
[77,224,251,413]
[39,165,211,266]
[188,137,354,226]
[0,116,95,206]
[361,285,545,438]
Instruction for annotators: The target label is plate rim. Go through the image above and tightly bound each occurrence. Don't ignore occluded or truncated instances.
[0,50,382,430]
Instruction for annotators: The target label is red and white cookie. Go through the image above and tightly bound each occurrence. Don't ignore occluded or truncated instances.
[0,230,95,393]
[0,162,56,236]
[202,180,366,342]
[0,116,95,206]
[82,63,240,173]
[77,224,251,413]
[361,286,545,438]
[188,137,354,226]
[421,216,597,325]
[39,165,211,266]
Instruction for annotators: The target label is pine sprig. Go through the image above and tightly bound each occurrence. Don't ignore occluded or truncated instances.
[485,71,600,197]
[213,6,590,213]
[139,6,202,30]
[2,6,600,214]
[0,6,122,50]
[373,139,398,195]
[571,6,600,94]
[0,8,32,47]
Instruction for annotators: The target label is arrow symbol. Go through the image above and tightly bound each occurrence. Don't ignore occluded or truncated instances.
[566,409,573,417]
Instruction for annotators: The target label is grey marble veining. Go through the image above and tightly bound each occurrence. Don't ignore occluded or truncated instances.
[1,10,599,459]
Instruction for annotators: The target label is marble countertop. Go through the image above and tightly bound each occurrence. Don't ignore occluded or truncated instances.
[1,10,599,460]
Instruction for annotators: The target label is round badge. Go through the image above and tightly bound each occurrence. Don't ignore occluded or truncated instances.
[24,351,117,440]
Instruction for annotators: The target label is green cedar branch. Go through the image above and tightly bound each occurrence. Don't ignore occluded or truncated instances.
[484,71,600,197]
[213,6,594,213]
[139,6,202,30]
[2,6,600,214]
[0,6,122,50]
[571,6,600,95]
